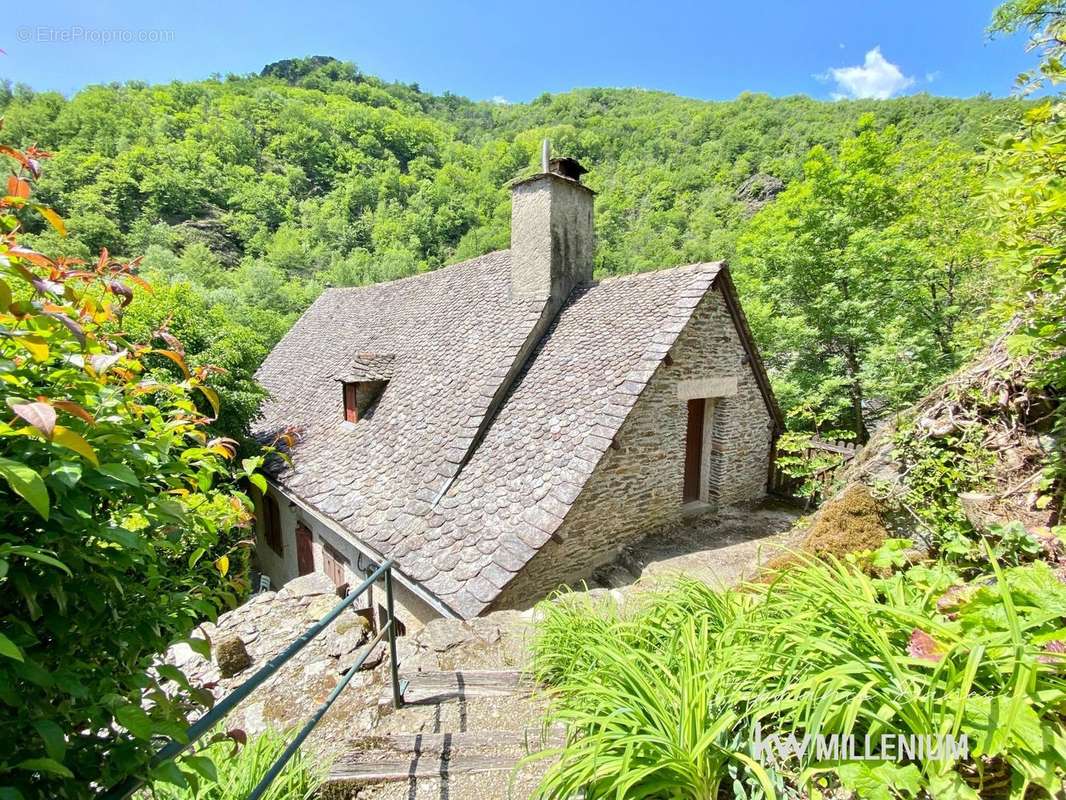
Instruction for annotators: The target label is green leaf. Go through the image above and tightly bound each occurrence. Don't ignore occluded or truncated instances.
[114,704,154,740]
[0,457,49,519]
[182,754,218,783]
[96,463,140,487]
[0,545,71,575]
[196,384,220,418]
[50,461,82,489]
[33,719,66,762]
[150,758,188,789]
[50,426,99,466]
[0,632,24,661]
[249,473,267,493]
[15,757,73,778]
[187,637,211,659]
[188,547,206,568]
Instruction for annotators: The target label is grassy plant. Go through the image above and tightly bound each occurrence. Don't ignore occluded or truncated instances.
[530,555,1066,799]
[143,729,325,800]
[530,614,776,799]
[748,554,1066,798]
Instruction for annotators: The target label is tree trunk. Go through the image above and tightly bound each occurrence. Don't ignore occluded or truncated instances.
[844,343,869,443]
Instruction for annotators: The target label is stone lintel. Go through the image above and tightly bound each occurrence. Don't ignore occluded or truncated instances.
[676,376,738,400]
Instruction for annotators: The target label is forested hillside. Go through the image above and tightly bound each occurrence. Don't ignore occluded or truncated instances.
[0,58,1028,436]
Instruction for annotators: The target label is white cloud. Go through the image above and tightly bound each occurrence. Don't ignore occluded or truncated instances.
[826,47,915,100]
[925,70,941,84]
[489,95,510,105]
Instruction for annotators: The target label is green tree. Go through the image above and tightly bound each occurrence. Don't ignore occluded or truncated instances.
[737,120,989,439]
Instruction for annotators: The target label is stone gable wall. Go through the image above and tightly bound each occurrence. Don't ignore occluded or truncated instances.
[489,285,774,610]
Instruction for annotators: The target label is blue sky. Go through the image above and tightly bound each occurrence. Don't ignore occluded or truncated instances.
[1,1,1035,102]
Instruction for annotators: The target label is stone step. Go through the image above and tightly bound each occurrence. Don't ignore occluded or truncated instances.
[322,728,560,794]
[381,669,533,707]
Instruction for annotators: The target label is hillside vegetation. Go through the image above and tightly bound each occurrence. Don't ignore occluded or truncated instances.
[0,63,1028,437]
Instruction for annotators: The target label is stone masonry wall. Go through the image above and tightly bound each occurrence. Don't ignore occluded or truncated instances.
[489,284,774,609]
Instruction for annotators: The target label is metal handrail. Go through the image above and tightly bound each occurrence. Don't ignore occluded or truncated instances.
[104,558,406,799]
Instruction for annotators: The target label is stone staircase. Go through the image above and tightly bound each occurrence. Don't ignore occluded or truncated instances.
[319,669,558,799]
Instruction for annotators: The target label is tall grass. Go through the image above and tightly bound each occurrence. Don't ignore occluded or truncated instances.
[145,729,325,800]
[530,555,1066,799]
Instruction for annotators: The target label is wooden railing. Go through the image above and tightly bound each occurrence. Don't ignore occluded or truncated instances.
[769,436,862,502]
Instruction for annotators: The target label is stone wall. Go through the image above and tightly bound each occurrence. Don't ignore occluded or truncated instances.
[489,284,774,609]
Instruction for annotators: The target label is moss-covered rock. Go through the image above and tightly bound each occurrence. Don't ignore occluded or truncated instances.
[214,635,252,678]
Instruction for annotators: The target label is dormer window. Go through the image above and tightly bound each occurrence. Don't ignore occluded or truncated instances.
[336,353,395,425]
[343,382,360,423]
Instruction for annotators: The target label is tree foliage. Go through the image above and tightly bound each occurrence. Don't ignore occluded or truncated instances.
[987,1,1065,507]
[0,140,265,798]
[0,66,1029,436]
[736,122,990,438]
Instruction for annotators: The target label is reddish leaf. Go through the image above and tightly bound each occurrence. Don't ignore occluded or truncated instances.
[1038,640,1066,666]
[155,330,184,355]
[12,401,57,439]
[907,629,945,663]
[53,400,95,426]
[9,246,56,268]
[0,145,30,170]
[108,280,133,308]
[153,349,190,378]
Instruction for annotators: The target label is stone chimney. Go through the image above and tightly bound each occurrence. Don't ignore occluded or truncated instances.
[510,148,594,305]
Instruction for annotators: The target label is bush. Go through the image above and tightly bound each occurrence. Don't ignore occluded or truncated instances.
[0,141,266,796]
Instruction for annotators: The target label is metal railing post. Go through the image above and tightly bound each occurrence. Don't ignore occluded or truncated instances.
[384,566,404,709]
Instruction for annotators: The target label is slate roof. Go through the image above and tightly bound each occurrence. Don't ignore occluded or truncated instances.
[338,353,395,382]
[254,251,774,617]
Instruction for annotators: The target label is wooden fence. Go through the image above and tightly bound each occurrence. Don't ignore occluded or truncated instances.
[768,436,862,502]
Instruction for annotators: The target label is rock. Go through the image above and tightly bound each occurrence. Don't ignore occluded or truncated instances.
[417,618,471,652]
[168,642,202,671]
[249,590,277,605]
[305,595,339,621]
[334,613,372,637]
[241,700,266,736]
[326,626,369,658]
[959,492,997,533]
[342,642,385,673]
[283,572,336,599]
[214,635,252,678]
[303,659,332,677]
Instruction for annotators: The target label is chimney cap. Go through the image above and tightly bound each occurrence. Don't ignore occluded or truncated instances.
[548,157,588,182]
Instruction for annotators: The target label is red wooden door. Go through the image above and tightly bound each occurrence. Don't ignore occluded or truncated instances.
[295,523,314,576]
[683,399,705,503]
[322,542,350,594]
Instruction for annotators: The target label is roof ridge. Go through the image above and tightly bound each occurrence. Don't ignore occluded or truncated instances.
[323,249,511,295]
[591,260,724,287]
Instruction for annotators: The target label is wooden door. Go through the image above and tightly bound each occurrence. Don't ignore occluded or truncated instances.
[295,522,314,576]
[683,399,705,503]
[322,541,350,594]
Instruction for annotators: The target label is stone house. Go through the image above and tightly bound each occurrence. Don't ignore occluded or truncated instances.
[251,156,783,629]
